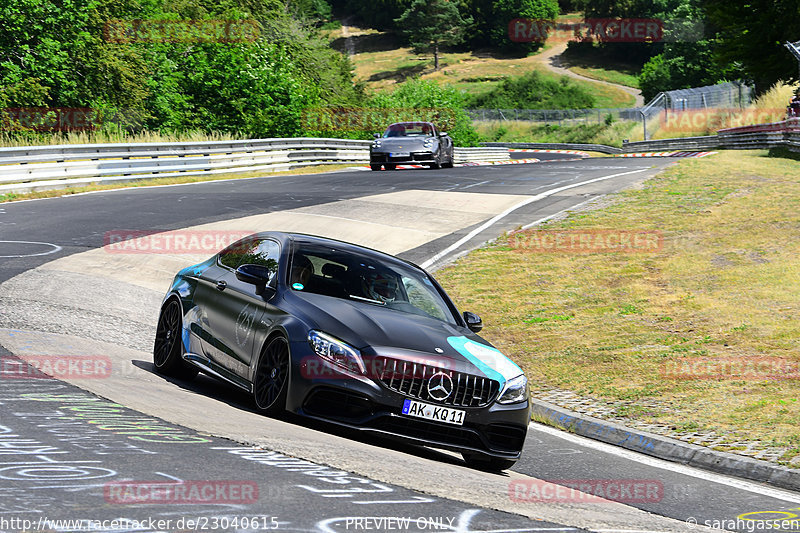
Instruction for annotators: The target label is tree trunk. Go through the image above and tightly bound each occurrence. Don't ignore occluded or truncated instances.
[434,42,439,71]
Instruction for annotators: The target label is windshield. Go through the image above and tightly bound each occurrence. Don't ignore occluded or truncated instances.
[382,122,434,138]
[288,242,458,325]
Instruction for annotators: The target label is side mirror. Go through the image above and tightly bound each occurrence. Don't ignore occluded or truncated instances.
[373,133,380,139]
[463,311,483,333]
[439,132,448,137]
[236,264,274,296]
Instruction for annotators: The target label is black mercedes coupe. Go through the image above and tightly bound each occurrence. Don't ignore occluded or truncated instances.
[154,232,530,470]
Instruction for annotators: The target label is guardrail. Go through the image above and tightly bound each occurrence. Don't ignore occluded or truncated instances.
[622,118,800,152]
[454,147,510,161]
[481,142,622,154]
[0,139,510,195]
[485,119,800,154]
[620,135,722,152]
[717,118,800,151]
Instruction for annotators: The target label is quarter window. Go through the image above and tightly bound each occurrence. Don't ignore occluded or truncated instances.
[219,238,280,279]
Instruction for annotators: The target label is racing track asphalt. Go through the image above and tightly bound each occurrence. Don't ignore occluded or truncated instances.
[1,158,799,532]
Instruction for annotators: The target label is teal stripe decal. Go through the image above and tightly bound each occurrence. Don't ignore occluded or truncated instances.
[446,336,523,387]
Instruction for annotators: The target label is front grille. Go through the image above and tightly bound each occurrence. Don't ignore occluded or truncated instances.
[375,356,500,407]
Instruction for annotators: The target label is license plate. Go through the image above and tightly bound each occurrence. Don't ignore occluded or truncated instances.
[402,399,464,426]
[390,152,410,157]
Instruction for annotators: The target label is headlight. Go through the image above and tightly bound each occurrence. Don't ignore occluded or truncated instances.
[497,374,528,404]
[372,141,381,149]
[308,330,365,374]
[423,140,433,149]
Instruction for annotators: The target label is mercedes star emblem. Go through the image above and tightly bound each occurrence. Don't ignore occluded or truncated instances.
[427,372,454,401]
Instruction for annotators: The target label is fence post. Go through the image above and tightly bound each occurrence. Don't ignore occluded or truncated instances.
[641,109,648,141]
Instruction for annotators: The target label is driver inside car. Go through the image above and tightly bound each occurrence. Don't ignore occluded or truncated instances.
[291,254,314,288]
[362,271,399,303]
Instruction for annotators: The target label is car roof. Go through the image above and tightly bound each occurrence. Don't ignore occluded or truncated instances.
[252,231,425,272]
[386,122,435,128]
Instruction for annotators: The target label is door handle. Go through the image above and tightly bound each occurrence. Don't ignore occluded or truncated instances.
[216,280,227,291]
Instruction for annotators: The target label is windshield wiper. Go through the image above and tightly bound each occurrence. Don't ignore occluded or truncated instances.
[347,294,385,305]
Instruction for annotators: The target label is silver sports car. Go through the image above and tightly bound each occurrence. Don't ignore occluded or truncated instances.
[370,121,455,170]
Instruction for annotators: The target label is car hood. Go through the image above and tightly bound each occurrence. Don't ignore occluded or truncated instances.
[373,137,433,151]
[289,292,522,384]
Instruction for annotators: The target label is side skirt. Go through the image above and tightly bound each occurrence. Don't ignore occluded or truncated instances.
[183,352,253,393]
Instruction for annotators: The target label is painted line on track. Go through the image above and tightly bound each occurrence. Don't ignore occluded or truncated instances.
[0,240,63,258]
[519,195,603,231]
[420,168,651,269]
[530,422,800,504]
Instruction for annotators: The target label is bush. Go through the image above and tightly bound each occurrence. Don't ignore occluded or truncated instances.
[469,71,595,109]
[305,78,481,146]
[0,0,359,140]
[368,79,481,145]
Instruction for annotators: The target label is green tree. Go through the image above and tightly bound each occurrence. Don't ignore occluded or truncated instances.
[0,0,361,138]
[489,0,558,52]
[395,0,473,70]
[0,0,152,109]
[637,1,732,100]
[705,0,800,93]
[339,0,412,30]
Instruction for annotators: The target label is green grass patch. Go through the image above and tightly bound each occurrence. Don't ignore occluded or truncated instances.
[568,66,640,89]
[436,150,800,449]
[560,43,643,89]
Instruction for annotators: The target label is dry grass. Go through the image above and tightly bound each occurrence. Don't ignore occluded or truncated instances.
[651,81,799,139]
[0,164,357,203]
[437,150,800,458]
[346,33,636,108]
[0,130,241,148]
[474,119,643,146]
[752,82,799,115]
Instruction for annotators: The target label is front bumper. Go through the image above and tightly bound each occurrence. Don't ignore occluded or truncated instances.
[286,341,531,459]
[370,150,436,164]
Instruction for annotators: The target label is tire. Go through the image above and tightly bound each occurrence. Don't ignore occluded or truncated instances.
[385,163,397,170]
[153,298,198,379]
[429,149,442,169]
[462,451,516,472]
[370,164,382,171]
[253,336,290,416]
[443,148,454,168]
